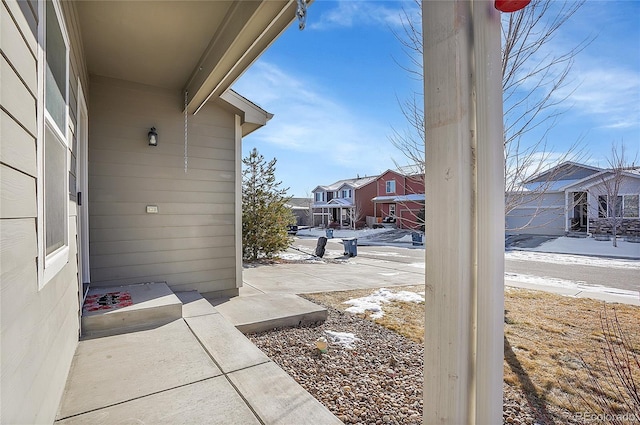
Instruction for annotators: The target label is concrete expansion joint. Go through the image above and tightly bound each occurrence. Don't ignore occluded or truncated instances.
[54,376,219,422]
[183,318,268,425]
[222,371,267,425]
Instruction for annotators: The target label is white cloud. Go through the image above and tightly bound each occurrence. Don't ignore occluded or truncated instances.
[557,66,640,130]
[506,18,639,133]
[309,0,411,31]
[232,61,399,173]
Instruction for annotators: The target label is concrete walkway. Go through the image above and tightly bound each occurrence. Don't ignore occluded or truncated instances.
[55,291,341,425]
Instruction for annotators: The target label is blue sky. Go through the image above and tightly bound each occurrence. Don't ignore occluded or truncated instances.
[233,0,640,197]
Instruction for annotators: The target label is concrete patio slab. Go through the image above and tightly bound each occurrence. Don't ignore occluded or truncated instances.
[55,376,260,425]
[81,282,182,336]
[185,313,270,373]
[56,319,221,420]
[211,293,327,333]
[175,290,221,318]
[228,361,343,425]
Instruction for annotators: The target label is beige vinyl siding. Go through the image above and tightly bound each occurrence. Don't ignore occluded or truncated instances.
[89,76,238,295]
[1,1,86,423]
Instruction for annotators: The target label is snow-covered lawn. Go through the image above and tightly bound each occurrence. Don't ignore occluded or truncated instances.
[505,272,640,299]
[343,288,425,319]
[525,236,640,259]
[505,250,640,270]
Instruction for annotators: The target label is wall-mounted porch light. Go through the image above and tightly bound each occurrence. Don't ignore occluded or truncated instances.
[148,127,158,146]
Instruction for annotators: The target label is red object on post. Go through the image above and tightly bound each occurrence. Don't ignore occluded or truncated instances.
[495,0,531,13]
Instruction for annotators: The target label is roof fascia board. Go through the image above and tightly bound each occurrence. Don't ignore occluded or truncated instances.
[185,0,296,114]
[564,169,640,191]
[524,161,603,184]
[562,170,613,191]
[218,89,273,136]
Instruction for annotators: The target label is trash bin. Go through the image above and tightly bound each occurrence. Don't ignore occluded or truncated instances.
[315,236,327,258]
[411,232,423,246]
[342,238,358,257]
[326,229,334,239]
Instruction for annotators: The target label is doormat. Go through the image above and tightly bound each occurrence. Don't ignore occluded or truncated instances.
[83,291,133,313]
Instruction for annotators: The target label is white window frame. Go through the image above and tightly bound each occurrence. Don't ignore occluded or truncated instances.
[389,204,396,217]
[597,194,639,218]
[386,180,396,194]
[37,0,71,288]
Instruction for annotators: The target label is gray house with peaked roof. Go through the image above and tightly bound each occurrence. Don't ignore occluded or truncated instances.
[506,162,640,236]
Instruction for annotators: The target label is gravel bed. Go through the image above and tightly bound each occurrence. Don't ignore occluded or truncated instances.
[248,305,580,425]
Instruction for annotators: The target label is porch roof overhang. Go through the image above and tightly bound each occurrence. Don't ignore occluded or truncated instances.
[312,200,353,209]
[76,1,300,114]
[372,194,425,203]
[562,170,640,192]
[218,90,273,136]
[327,199,353,207]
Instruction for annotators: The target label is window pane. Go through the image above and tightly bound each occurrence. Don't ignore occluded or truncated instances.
[45,0,66,131]
[386,181,395,193]
[598,195,607,218]
[614,195,623,218]
[45,126,66,255]
[624,195,639,218]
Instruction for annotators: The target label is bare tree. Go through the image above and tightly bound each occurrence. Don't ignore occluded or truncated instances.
[589,143,638,247]
[390,0,591,227]
[350,198,368,230]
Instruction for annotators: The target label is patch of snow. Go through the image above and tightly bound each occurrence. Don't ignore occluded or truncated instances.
[505,250,640,270]
[324,330,359,349]
[344,288,425,318]
[505,273,639,299]
[394,235,414,243]
[408,263,426,268]
[357,251,409,258]
[528,236,640,259]
[278,252,323,263]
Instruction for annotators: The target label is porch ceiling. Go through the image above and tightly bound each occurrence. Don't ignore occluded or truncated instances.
[76,0,297,112]
[77,1,232,89]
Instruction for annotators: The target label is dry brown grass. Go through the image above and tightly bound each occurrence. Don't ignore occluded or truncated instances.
[304,286,640,417]
[306,285,425,343]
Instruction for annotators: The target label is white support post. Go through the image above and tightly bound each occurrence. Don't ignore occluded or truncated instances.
[422,1,504,423]
[474,2,504,423]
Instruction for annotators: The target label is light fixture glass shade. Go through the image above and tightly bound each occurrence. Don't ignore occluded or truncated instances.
[148,127,158,146]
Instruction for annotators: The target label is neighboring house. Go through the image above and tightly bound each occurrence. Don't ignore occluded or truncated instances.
[371,169,425,230]
[311,176,377,228]
[0,1,298,423]
[285,197,313,226]
[506,161,640,236]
